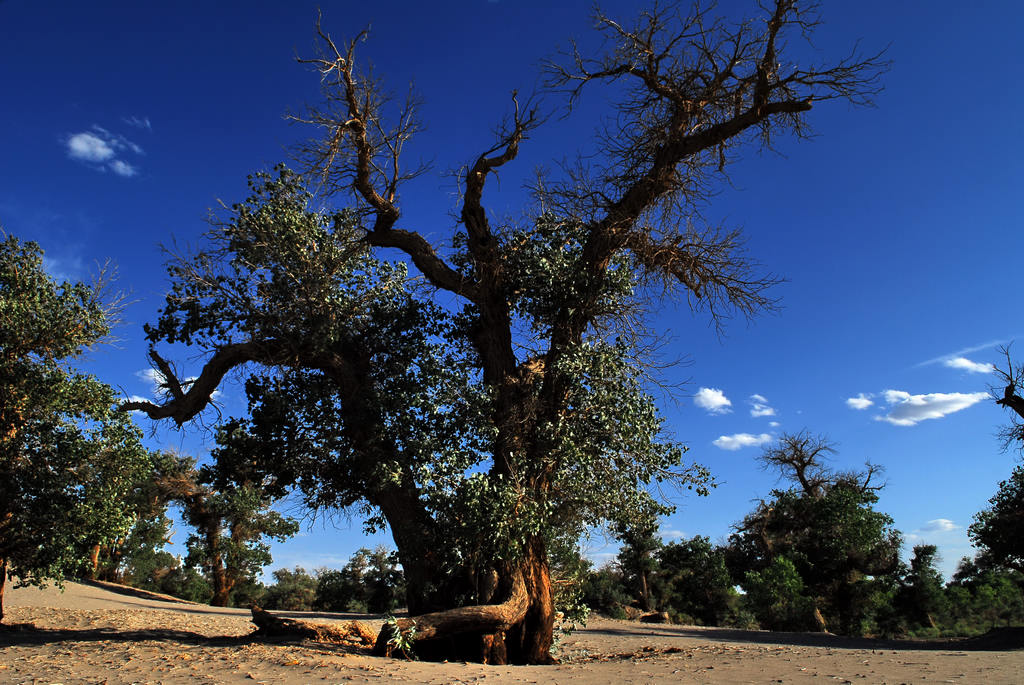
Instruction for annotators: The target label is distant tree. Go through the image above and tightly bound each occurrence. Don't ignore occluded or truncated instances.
[124,0,886,662]
[581,562,631,620]
[314,546,405,614]
[969,465,1024,574]
[657,536,735,625]
[896,544,948,632]
[615,520,664,612]
[947,554,1024,632]
[157,443,299,608]
[262,567,317,611]
[0,234,149,623]
[729,432,901,635]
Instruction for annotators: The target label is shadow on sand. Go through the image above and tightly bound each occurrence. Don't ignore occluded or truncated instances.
[0,622,364,653]
[577,623,1024,652]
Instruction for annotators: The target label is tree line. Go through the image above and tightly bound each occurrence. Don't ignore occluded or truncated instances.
[2,0,1023,663]
[569,433,1024,638]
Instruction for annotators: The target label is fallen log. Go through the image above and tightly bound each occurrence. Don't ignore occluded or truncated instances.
[372,570,529,658]
[249,605,377,647]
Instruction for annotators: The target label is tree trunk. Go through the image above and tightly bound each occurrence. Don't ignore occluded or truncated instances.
[210,563,231,607]
[0,557,6,623]
[375,537,555,665]
[87,544,101,580]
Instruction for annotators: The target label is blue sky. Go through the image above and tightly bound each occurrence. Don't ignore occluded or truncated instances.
[3,1,1023,581]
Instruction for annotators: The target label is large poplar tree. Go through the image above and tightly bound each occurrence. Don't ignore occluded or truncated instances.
[125,1,885,663]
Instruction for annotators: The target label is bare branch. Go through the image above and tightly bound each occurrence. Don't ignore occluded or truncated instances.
[289,17,472,299]
[540,0,888,334]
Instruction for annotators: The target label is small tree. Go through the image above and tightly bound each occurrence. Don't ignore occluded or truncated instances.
[614,520,664,612]
[0,234,149,622]
[896,544,948,632]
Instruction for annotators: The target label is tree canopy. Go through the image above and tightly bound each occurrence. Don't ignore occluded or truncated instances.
[0,234,150,622]
[124,0,886,663]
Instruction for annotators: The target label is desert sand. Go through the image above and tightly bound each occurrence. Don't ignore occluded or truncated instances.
[2,580,1021,684]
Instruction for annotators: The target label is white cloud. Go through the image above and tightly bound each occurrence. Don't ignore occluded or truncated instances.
[846,393,874,410]
[919,518,959,533]
[769,421,780,428]
[67,132,115,162]
[713,432,772,451]
[695,387,732,414]
[65,125,143,177]
[943,357,993,374]
[877,390,988,426]
[749,394,776,417]
[110,160,138,177]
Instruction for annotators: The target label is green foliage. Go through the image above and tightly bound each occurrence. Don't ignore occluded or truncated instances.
[945,555,1024,634]
[314,546,406,614]
[581,562,631,620]
[969,465,1024,573]
[895,545,948,632]
[261,566,318,611]
[743,556,819,632]
[657,536,737,626]
[143,169,710,609]
[126,550,214,603]
[728,435,902,636]
[614,519,664,612]
[0,233,149,616]
[384,614,417,660]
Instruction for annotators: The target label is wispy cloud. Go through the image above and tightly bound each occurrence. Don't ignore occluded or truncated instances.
[122,115,152,131]
[918,340,1010,368]
[65,124,143,177]
[659,528,687,541]
[846,393,874,410]
[713,432,772,451]
[41,254,85,281]
[943,357,993,374]
[919,518,959,533]
[109,159,138,177]
[695,387,732,414]
[876,390,987,426]
[749,394,776,418]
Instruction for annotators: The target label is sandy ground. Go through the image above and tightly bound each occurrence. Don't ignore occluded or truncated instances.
[2,580,1022,684]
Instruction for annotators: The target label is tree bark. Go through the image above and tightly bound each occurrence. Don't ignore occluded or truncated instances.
[0,557,6,623]
[250,604,377,646]
[87,544,101,580]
